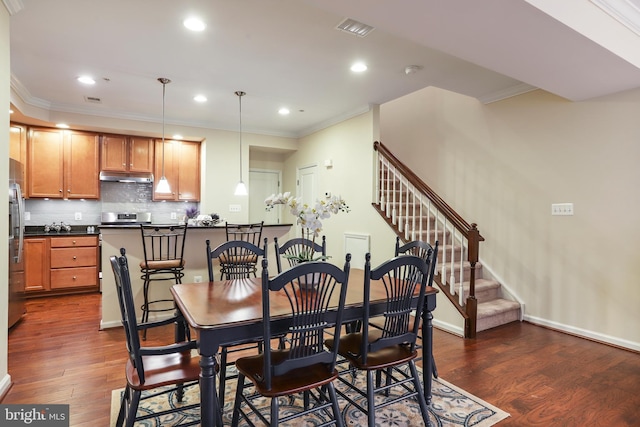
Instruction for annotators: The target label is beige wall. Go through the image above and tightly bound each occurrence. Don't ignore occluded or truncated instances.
[380,86,640,350]
[1,3,11,397]
[282,108,398,270]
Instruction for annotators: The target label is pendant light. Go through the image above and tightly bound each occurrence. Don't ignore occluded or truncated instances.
[234,90,248,196]
[155,77,172,194]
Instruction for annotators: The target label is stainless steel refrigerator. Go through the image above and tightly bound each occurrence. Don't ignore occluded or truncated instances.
[8,158,26,328]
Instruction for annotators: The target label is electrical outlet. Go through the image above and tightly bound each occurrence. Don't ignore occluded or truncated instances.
[24,211,31,221]
[229,204,241,213]
[74,212,82,220]
[194,275,203,283]
[551,203,574,216]
[170,212,177,220]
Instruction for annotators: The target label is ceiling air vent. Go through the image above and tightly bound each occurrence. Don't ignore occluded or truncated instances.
[84,96,102,104]
[336,18,375,37]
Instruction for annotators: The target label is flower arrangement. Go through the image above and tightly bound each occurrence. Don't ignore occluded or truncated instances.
[265,191,350,262]
[185,206,200,219]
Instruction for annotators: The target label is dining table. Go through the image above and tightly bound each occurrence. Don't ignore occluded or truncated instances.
[170,268,438,427]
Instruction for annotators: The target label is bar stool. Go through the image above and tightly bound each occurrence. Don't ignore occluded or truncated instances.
[139,224,188,340]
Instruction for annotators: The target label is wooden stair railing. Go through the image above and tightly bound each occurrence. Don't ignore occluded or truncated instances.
[373,141,484,338]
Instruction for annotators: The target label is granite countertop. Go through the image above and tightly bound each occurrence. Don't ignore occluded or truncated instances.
[24,225,100,237]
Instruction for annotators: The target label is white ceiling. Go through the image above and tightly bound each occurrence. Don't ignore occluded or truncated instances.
[7,0,640,138]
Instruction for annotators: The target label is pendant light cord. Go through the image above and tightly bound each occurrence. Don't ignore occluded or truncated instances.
[162,81,166,178]
[236,91,245,182]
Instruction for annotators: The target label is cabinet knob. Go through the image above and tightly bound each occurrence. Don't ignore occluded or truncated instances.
[59,189,63,193]
[73,256,77,260]
[122,163,126,167]
[67,189,71,193]
[72,240,77,244]
[73,276,77,280]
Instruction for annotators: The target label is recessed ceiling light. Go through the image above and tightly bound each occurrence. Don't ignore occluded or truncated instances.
[56,123,70,129]
[278,108,290,115]
[172,134,183,140]
[77,76,96,85]
[193,95,207,103]
[184,17,206,31]
[351,62,368,73]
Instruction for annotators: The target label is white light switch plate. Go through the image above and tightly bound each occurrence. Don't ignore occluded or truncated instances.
[24,211,31,221]
[74,212,82,220]
[229,204,241,213]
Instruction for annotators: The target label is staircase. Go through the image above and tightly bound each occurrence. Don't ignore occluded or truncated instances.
[373,142,521,337]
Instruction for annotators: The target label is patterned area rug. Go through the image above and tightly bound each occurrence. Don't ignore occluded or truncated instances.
[110,367,509,426]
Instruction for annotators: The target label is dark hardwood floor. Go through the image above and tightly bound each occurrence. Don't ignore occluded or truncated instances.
[3,293,640,426]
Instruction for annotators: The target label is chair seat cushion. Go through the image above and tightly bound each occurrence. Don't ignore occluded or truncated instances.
[325,330,417,370]
[219,254,258,264]
[235,350,338,397]
[140,259,185,270]
[126,350,201,390]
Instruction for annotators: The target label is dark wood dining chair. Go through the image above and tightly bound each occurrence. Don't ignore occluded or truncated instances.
[223,221,264,278]
[325,252,435,427]
[205,238,268,409]
[273,235,327,273]
[139,224,187,340]
[110,247,202,427]
[231,255,351,427]
[393,236,440,376]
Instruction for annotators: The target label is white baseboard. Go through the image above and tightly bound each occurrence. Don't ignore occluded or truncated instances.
[432,318,464,337]
[524,314,640,352]
[0,373,13,400]
[100,313,176,330]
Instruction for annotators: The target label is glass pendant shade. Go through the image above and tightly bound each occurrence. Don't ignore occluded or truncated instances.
[156,177,171,194]
[155,77,172,194]
[234,181,248,196]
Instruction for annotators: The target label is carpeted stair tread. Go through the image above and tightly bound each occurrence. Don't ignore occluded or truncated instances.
[476,298,521,332]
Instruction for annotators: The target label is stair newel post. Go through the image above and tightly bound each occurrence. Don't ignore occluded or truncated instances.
[465,223,481,338]
[375,143,381,207]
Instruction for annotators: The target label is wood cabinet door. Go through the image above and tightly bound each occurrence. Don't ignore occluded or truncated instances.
[65,131,100,199]
[28,128,64,198]
[153,139,178,201]
[101,135,128,172]
[9,123,28,196]
[177,141,201,201]
[129,137,154,173]
[10,123,27,164]
[24,238,50,292]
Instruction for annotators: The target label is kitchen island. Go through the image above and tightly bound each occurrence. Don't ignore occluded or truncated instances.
[100,223,292,329]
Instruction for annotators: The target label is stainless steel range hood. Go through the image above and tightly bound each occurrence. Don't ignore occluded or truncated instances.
[99,172,154,183]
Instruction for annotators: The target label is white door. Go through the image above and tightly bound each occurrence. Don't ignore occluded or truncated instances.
[297,164,318,236]
[249,169,281,224]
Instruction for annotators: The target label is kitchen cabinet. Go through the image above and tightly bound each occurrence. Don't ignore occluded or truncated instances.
[9,123,28,196]
[153,139,201,201]
[28,128,100,199]
[50,236,99,291]
[24,238,49,292]
[10,123,27,165]
[25,235,99,296]
[101,135,154,173]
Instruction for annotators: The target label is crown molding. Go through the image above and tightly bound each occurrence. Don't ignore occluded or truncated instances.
[478,82,539,104]
[2,0,24,15]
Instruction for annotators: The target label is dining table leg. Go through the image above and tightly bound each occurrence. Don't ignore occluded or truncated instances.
[422,303,434,406]
[199,353,218,427]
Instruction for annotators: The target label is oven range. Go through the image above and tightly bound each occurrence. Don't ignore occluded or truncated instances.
[100,212,152,225]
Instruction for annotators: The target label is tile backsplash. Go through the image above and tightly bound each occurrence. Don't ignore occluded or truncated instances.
[24,182,200,226]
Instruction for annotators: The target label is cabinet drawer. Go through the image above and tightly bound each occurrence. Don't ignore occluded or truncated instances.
[50,247,97,268]
[50,236,97,248]
[50,267,97,289]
